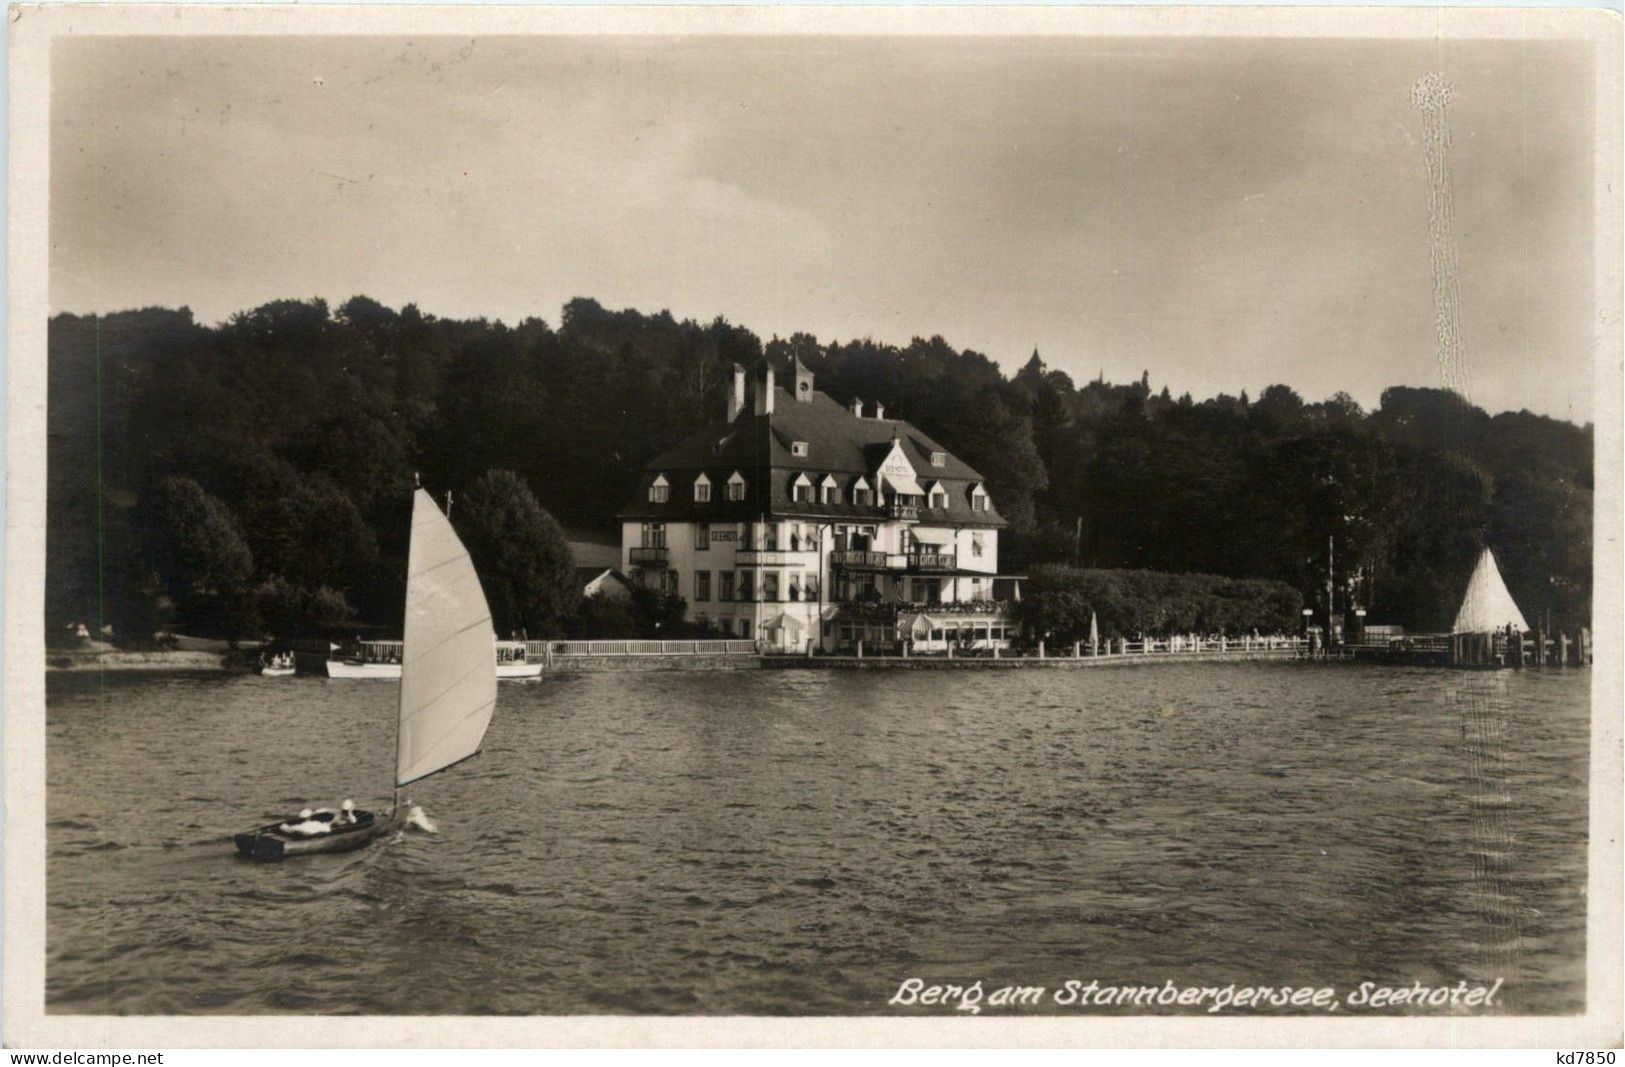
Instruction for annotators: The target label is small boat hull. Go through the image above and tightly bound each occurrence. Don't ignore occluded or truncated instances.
[325,659,401,679]
[233,809,399,861]
[258,665,295,677]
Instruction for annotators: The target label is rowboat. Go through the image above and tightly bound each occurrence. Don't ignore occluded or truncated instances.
[234,484,500,861]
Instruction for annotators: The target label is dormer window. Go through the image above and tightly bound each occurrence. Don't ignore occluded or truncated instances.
[850,476,872,507]
[820,474,840,505]
[694,473,712,503]
[726,471,747,502]
[649,474,670,503]
[930,452,947,468]
[790,441,809,458]
[970,484,990,513]
[927,481,948,510]
[791,472,813,503]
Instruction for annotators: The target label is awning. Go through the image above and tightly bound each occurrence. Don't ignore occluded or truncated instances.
[764,612,806,635]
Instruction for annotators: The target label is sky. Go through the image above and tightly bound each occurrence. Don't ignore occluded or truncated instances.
[51,34,1596,422]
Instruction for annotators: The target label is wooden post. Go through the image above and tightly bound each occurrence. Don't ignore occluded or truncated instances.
[1073,641,1081,658]
[1536,628,1546,667]
[856,639,863,660]
[1512,631,1524,668]
[1092,634,1100,657]
[1560,632,1571,667]
[946,642,953,659]
[901,641,909,659]
[1038,640,1045,659]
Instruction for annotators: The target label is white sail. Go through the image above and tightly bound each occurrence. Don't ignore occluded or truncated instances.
[396,488,497,787]
[1451,547,1530,634]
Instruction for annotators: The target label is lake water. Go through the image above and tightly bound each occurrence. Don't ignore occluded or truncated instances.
[47,662,1589,1016]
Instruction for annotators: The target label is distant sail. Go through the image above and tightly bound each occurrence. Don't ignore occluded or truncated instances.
[1451,548,1530,634]
[396,488,497,787]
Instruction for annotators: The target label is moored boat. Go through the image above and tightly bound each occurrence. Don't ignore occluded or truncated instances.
[324,639,539,679]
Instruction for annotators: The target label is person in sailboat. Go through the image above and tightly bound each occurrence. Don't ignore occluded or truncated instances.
[338,799,357,825]
[279,808,333,837]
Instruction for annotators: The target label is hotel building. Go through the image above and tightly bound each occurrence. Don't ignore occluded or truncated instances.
[616,358,1020,652]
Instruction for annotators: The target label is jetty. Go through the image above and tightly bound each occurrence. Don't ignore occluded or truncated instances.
[1344,548,1590,670]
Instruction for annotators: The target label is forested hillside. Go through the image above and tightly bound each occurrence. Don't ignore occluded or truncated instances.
[46,297,1593,643]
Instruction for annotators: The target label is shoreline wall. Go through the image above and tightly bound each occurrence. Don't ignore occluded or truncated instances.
[763,649,1307,670]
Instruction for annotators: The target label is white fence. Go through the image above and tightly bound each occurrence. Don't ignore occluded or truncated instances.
[530,639,759,658]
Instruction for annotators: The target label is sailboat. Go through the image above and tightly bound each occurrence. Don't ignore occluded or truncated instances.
[1451,547,1530,634]
[234,487,499,861]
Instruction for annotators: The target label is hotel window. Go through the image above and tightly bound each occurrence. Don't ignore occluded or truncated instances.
[852,486,871,506]
[928,483,948,510]
[662,571,680,597]
[695,571,711,602]
[648,475,670,503]
[972,533,985,558]
[694,476,711,503]
[821,477,839,505]
[792,475,812,503]
[727,473,747,501]
[737,571,755,601]
[791,441,809,457]
[719,571,735,601]
[737,618,752,638]
[696,523,710,550]
[641,522,666,548]
[971,485,989,512]
[804,572,820,599]
[763,572,780,602]
[930,452,947,467]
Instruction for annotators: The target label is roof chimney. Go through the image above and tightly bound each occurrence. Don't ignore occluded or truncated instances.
[850,397,864,417]
[727,364,746,421]
[753,362,775,416]
[874,400,885,420]
[792,355,815,402]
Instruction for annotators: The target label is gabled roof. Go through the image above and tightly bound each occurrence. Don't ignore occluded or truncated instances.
[617,386,1006,527]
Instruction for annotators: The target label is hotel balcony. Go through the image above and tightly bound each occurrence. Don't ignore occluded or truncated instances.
[735,547,817,566]
[907,551,959,573]
[830,549,896,571]
[887,501,920,522]
[628,546,670,567]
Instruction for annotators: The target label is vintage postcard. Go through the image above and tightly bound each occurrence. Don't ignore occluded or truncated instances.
[5,3,1621,1050]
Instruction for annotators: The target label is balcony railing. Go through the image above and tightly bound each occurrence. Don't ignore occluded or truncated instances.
[629,546,669,566]
[888,501,920,521]
[830,550,893,571]
[735,547,816,565]
[908,551,958,572]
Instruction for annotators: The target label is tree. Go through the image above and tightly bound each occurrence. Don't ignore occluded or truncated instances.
[452,470,578,636]
[138,476,255,637]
